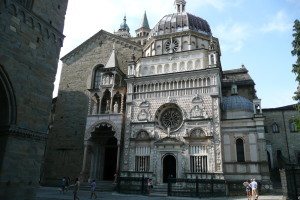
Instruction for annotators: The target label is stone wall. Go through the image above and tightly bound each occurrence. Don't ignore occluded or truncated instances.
[0,0,68,199]
[264,107,300,167]
[42,31,142,185]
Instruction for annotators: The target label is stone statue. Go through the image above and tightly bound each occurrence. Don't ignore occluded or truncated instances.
[106,100,110,112]
[113,102,118,113]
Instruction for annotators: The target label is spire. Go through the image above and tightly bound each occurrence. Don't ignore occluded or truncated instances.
[174,0,186,13]
[105,44,118,68]
[140,11,150,29]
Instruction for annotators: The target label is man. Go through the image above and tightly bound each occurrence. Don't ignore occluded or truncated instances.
[250,178,258,200]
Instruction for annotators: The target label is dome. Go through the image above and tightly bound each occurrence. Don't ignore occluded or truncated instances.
[222,95,253,112]
[148,12,211,39]
[119,16,130,32]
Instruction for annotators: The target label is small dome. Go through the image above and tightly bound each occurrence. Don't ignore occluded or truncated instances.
[119,16,130,32]
[148,12,211,39]
[222,95,253,112]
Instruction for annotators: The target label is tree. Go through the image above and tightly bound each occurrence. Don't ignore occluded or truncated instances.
[292,19,300,128]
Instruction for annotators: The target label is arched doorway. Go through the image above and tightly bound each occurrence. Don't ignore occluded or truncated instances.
[163,154,176,183]
[89,123,118,181]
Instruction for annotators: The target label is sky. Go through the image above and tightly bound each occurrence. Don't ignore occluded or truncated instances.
[53,0,300,108]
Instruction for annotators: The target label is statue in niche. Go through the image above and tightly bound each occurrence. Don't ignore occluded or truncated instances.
[92,102,97,114]
[105,76,109,85]
[203,109,208,118]
[113,102,118,113]
[110,76,114,84]
[106,100,110,112]
[191,105,201,118]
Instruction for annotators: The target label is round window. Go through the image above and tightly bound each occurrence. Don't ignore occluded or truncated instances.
[165,39,179,52]
[158,105,183,131]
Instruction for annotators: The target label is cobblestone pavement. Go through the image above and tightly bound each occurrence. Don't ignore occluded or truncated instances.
[36,187,284,200]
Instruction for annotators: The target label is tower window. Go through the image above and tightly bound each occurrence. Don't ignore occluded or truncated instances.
[236,138,245,162]
[289,120,297,132]
[272,123,279,133]
[93,67,101,88]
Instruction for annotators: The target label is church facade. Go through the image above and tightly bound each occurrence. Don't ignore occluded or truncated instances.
[43,0,272,190]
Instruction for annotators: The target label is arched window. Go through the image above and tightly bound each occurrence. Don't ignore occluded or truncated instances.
[236,138,245,162]
[289,120,297,132]
[272,123,279,133]
[93,67,101,88]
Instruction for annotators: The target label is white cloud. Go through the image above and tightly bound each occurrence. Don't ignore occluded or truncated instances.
[214,22,249,52]
[261,10,293,33]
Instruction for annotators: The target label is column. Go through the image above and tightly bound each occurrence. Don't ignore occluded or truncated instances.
[80,141,90,182]
[120,94,124,113]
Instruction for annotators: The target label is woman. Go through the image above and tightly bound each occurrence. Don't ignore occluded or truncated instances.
[243,180,252,200]
[147,178,153,196]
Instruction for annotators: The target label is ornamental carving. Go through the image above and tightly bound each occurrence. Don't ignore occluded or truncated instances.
[136,131,150,139]
[190,128,206,138]
[138,109,148,121]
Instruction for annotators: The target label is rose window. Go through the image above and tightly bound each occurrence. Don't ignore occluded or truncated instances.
[160,107,183,131]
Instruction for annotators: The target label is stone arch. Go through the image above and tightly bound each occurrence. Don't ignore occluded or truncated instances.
[85,120,121,142]
[179,61,185,71]
[164,64,170,73]
[0,65,17,125]
[172,63,177,72]
[100,89,111,114]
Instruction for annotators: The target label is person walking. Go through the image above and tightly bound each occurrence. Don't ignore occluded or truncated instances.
[147,178,153,196]
[90,179,98,199]
[73,178,80,200]
[61,177,66,194]
[66,177,70,192]
[243,180,252,200]
[250,178,258,200]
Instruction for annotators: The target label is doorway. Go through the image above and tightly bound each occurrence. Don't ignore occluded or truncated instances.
[163,154,176,183]
[103,137,118,180]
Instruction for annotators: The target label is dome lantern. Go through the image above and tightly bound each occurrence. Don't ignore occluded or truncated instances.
[174,0,186,13]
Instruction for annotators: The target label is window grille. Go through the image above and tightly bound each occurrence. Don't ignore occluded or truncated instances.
[135,156,150,172]
[189,145,208,172]
[190,156,208,172]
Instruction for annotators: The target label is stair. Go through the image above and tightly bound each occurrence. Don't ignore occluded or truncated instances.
[79,181,115,192]
[150,184,168,197]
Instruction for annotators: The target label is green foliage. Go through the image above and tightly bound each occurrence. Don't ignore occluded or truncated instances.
[293,118,300,132]
[292,19,300,101]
